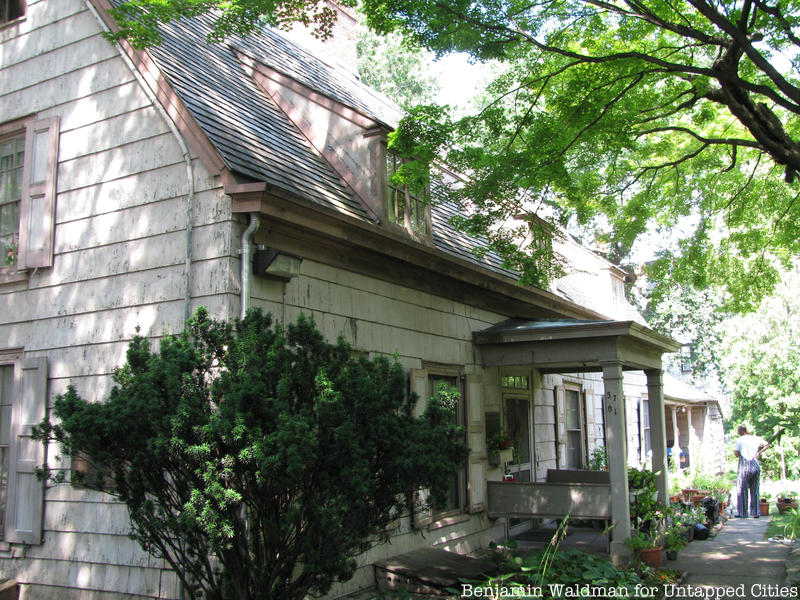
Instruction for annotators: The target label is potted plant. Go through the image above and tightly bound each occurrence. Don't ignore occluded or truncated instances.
[487,431,514,466]
[627,508,666,567]
[777,494,799,514]
[626,530,664,567]
[760,497,771,517]
[674,504,703,542]
[664,524,687,560]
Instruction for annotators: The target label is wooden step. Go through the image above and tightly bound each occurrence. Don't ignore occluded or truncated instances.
[375,547,498,597]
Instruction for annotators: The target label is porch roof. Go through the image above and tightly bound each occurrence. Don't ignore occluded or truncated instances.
[473,318,680,373]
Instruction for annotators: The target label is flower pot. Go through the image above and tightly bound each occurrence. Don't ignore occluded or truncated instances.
[760,501,770,517]
[639,546,664,568]
[777,498,798,514]
[488,448,514,466]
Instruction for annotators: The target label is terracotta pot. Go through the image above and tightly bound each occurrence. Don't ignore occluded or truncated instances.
[760,501,770,517]
[639,546,664,568]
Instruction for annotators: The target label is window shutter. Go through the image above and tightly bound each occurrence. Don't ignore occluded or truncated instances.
[409,369,432,529]
[17,117,59,270]
[466,374,485,513]
[5,357,47,544]
[554,385,566,469]
[585,390,595,457]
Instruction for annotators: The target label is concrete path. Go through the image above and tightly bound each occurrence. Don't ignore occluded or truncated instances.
[670,516,795,599]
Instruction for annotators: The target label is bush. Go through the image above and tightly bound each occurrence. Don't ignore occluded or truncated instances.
[36,309,468,600]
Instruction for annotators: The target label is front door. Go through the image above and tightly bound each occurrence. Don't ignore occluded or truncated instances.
[505,394,534,535]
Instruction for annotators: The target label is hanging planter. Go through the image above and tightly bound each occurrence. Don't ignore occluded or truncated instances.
[488,448,514,466]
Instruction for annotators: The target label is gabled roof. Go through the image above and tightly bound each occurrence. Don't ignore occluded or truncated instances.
[147,14,370,222]
[141,11,520,278]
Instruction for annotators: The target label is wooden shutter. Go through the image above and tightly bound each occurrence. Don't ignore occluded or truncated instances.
[466,374,485,513]
[17,117,59,270]
[585,389,595,459]
[5,357,47,544]
[554,385,566,468]
[409,368,432,529]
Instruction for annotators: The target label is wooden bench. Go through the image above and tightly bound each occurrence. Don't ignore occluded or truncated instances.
[487,469,613,550]
[487,469,611,521]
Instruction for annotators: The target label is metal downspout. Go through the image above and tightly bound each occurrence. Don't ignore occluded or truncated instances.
[84,1,196,325]
[240,214,261,319]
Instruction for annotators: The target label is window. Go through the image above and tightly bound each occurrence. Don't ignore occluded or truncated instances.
[0,117,59,278]
[565,388,586,469]
[501,375,529,390]
[385,149,429,236]
[0,0,24,24]
[640,397,651,461]
[0,135,23,268]
[429,373,466,514]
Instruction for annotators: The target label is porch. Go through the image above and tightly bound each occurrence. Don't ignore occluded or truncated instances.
[473,318,681,564]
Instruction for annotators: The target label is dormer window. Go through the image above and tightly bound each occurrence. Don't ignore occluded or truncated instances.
[385,149,430,237]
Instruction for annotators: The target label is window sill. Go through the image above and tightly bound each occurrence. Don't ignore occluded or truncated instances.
[0,267,28,286]
[0,15,25,35]
[426,512,471,531]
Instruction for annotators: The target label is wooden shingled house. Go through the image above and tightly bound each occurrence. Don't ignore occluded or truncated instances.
[0,1,694,598]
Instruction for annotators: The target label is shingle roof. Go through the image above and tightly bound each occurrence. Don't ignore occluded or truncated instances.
[145,12,517,277]
[148,15,371,222]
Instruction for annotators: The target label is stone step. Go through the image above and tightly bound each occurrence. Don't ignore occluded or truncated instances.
[374,547,498,597]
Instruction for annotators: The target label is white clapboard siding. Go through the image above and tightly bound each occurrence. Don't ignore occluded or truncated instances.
[0,2,238,598]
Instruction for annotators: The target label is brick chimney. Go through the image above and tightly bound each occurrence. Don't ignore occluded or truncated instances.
[281,1,359,75]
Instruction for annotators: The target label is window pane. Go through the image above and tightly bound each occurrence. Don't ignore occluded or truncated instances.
[566,389,580,429]
[567,431,582,469]
[0,137,24,204]
[505,397,530,465]
[430,375,463,512]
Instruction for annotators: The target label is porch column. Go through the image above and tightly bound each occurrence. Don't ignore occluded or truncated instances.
[602,362,632,566]
[671,406,680,470]
[687,407,697,472]
[645,369,669,505]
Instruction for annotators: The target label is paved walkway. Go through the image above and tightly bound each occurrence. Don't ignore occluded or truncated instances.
[670,516,796,599]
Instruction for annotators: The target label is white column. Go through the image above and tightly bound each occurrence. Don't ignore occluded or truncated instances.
[602,363,632,566]
[687,407,697,472]
[645,369,669,505]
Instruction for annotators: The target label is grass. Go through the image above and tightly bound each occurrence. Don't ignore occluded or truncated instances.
[765,508,794,540]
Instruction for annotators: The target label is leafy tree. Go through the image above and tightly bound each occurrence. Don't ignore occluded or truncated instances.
[35,309,467,600]
[640,282,728,380]
[357,23,440,109]
[718,264,800,478]
[358,0,800,307]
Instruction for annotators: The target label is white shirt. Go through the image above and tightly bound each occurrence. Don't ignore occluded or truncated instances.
[735,434,767,461]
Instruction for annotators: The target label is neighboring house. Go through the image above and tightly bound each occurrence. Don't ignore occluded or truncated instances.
[1,2,683,598]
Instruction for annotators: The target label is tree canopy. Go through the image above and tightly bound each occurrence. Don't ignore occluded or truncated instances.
[718,264,800,478]
[35,309,467,600]
[107,0,800,307]
[356,23,440,109]
[361,0,800,307]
